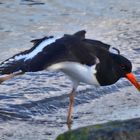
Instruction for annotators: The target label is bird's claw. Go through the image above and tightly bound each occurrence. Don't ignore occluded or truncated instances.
[66,118,73,130]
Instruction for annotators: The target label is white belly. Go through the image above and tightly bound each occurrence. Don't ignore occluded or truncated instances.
[48,62,100,86]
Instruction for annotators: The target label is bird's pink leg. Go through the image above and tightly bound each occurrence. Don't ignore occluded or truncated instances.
[67,88,75,129]
[0,72,24,84]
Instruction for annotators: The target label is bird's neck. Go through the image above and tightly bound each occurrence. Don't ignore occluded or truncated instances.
[95,63,121,86]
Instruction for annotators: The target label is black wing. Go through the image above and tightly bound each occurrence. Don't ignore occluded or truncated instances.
[0,31,86,74]
[30,36,53,46]
[84,39,110,51]
[0,30,110,75]
[0,36,54,74]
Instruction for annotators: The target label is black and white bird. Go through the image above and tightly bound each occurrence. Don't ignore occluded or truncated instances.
[0,30,140,128]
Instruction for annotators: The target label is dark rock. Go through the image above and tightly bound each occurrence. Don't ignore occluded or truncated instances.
[56,118,140,140]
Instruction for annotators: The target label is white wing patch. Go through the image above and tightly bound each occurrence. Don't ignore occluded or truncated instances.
[10,37,60,62]
[24,37,59,61]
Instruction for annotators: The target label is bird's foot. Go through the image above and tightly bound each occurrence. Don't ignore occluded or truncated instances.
[66,117,73,130]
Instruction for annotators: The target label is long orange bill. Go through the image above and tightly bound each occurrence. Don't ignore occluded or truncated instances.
[126,73,140,91]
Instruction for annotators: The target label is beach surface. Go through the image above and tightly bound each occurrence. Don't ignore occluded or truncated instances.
[0,0,140,139]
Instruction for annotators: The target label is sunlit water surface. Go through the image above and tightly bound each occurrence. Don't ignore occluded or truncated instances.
[0,0,140,139]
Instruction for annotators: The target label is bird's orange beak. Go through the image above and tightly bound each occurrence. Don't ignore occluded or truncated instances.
[126,73,140,91]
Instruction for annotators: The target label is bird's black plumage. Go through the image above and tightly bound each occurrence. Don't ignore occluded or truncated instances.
[0,30,139,128]
[1,29,131,87]
[0,30,111,74]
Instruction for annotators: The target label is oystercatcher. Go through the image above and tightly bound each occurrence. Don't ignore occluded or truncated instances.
[0,30,140,128]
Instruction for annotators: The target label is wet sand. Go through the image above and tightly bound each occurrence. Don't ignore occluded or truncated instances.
[0,0,140,140]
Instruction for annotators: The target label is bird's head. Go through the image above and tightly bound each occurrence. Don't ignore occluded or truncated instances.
[111,53,140,91]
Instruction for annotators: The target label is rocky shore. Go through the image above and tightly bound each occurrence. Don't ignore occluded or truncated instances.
[57,118,140,140]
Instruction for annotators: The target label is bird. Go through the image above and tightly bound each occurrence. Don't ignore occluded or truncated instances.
[0,30,140,129]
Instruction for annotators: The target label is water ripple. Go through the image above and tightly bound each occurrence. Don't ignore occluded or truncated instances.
[0,72,139,121]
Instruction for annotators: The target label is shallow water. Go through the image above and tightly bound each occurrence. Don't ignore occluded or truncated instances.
[0,0,140,139]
